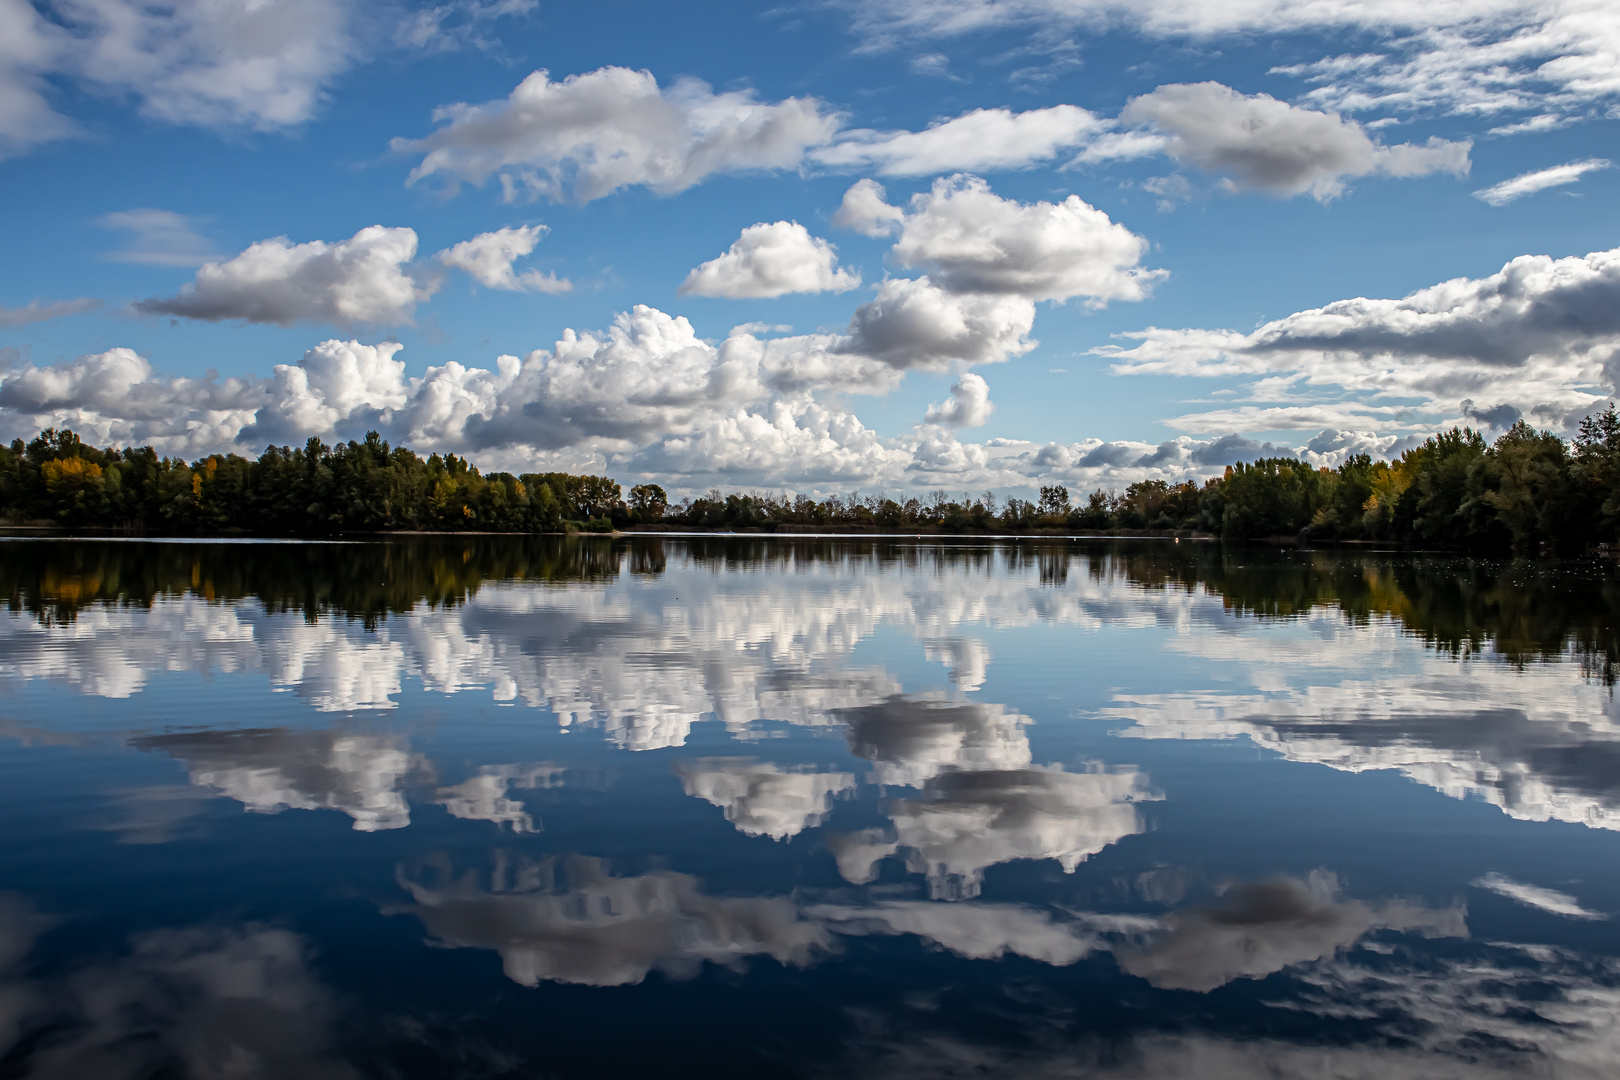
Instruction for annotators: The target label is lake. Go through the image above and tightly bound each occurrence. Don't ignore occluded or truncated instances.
[1,535,1618,1078]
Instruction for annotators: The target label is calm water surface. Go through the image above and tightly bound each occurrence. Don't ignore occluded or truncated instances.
[2,535,1619,1078]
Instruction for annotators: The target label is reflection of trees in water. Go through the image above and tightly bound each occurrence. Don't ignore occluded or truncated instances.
[1098,544,1620,679]
[6,536,1620,675]
[0,535,629,629]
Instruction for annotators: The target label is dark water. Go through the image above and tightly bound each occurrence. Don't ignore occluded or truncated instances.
[2,535,1620,1079]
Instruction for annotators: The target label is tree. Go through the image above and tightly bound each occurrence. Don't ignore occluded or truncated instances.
[630,483,668,520]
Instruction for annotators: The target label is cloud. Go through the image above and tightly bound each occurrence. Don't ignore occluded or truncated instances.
[843,277,1036,371]
[135,225,434,327]
[680,221,860,298]
[839,1,1620,122]
[636,397,913,489]
[133,727,417,832]
[674,758,855,839]
[1108,638,1620,832]
[1473,873,1606,919]
[836,695,1034,787]
[811,104,1103,176]
[1104,245,1620,438]
[397,853,829,986]
[0,0,542,162]
[393,0,538,52]
[810,900,1100,964]
[0,918,357,1079]
[0,297,100,328]
[436,224,571,292]
[1474,158,1613,205]
[64,0,355,131]
[1459,398,1523,430]
[924,372,994,427]
[831,179,906,237]
[0,243,1324,492]
[892,174,1165,303]
[837,942,1620,1079]
[1116,871,1468,992]
[95,208,221,266]
[434,762,558,832]
[0,0,74,158]
[1118,83,1470,200]
[841,765,1156,900]
[395,66,841,203]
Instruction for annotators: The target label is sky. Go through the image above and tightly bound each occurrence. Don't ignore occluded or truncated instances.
[0,0,1617,497]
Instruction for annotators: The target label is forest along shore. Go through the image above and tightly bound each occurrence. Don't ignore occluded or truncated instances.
[6,410,1620,553]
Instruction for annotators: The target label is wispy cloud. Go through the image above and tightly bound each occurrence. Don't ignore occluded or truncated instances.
[0,298,101,329]
[1473,159,1612,206]
[97,209,222,267]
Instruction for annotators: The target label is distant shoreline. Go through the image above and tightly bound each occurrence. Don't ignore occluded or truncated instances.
[0,524,1400,547]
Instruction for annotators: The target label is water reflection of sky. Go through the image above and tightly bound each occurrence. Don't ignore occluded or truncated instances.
[1,537,1619,1077]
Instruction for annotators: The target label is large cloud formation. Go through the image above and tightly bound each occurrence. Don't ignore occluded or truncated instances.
[31,187,1590,490]
[4,173,1207,491]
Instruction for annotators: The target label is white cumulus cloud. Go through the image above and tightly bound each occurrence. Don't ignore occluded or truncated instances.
[395,66,841,203]
[831,178,906,237]
[135,225,434,327]
[924,372,994,427]
[892,174,1165,303]
[436,224,571,292]
[844,276,1037,370]
[680,221,860,298]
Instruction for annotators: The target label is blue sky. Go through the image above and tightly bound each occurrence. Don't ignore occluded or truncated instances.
[1,0,1618,494]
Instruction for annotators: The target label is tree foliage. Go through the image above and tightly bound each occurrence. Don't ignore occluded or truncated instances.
[0,429,627,535]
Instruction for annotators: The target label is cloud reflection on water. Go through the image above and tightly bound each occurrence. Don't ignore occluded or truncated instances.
[829,765,1156,900]
[1115,870,1467,992]
[674,758,856,840]
[133,729,417,832]
[0,894,357,1080]
[395,854,830,987]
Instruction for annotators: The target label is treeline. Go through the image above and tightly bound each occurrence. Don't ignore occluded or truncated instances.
[0,429,624,534]
[7,413,1620,552]
[663,412,1620,555]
